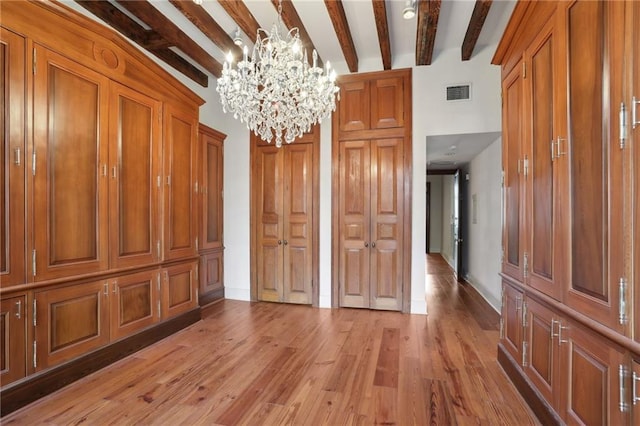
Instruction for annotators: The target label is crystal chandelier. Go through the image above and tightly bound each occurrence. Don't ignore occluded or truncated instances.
[216,1,340,148]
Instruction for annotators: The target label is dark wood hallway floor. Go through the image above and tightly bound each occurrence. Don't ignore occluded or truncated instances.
[2,254,539,425]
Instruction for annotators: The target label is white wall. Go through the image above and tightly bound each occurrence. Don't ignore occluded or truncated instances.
[426,176,443,253]
[465,138,503,311]
[440,175,455,268]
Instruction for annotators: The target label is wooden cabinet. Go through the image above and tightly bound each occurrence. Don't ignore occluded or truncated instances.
[109,82,161,269]
[32,44,110,281]
[0,295,26,386]
[0,28,26,288]
[338,138,404,311]
[252,130,317,305]
[35,281,110,370]
[109,270,159,341]
[161,261,198,320]
[501,281,524,365]
[338,75,405,132]
[163,103,198,261]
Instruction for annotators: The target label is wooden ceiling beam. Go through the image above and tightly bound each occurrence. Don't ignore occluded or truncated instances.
[416,0,441,66]
[217,0,261,43]
[372,0,392,70]
[270,0,323,68]
[169,0,242,58]
[461,0,492,61]
[115,0,222,77]
[324,0,358,73]
[74,0,208,86]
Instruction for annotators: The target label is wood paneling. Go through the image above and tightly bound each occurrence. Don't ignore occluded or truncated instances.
[0,28,25,288]
[33,45,110,281]
[109,82,161,269]
[0,295,26,386]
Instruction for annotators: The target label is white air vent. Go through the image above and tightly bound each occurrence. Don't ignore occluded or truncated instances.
[446,84,471,101]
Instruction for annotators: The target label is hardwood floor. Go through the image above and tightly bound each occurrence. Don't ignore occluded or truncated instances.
[2,254,539,425]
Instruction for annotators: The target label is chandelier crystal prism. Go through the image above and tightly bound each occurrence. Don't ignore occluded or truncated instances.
[216,3,339,148]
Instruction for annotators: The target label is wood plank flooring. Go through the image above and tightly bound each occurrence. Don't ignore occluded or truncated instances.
[2,254,539,425]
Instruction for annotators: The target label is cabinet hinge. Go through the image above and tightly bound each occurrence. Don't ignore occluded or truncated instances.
[620,364,629,412]
[522,62,526,79]
[32,150,36,176]
[523,252,529,278]
[620,102,628,149]
[33,341,37,368]
[33,299,37,326]
[32,249,36,276]
[521,341,528,367]
[619,277,628,325]
[32,48,36,75]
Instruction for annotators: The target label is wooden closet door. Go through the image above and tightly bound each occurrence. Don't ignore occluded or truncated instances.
[339,140,371,308]
[502,63,525,283]
[561,0,625,331]
[255,145,284,302]
[32,45,109,281]
[369,138,403,310]
[282,143,313,304]
[0,28,25,288]
[163,103,197,261]
[109,82,161,269]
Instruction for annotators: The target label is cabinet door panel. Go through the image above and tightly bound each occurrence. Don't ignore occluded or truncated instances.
[562,0,625,330]
[33,45,109,280]
[371,77,404,129]
[162,261,197,319]
[109,83,161,269]
[255,146,284,302]
[0,296,26,386]
[35,281,109,370]
[200,250,223,295]
[370,139,403,310]
[502,65,525,282]
[110,270,159,340]
[201,128,224,250]
[339,80,370,132]
[283,143,313,304]
[0,28,26,288]
[163,104,197,261]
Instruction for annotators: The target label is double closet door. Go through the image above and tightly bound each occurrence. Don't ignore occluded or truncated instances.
[251,130,318,305]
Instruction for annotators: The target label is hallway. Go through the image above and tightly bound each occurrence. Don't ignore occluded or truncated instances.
[3,257,538,424]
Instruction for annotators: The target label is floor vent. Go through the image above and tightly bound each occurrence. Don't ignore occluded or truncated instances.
[446,84,470,101]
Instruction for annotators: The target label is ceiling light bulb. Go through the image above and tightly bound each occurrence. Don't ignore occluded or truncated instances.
[403,0,416,19]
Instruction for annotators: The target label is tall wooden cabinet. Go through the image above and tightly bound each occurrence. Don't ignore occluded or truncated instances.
[0,0,202,409]
[251,128,318,305]
[495,1,638,423]
[198,124,225,306]
[332,69,412,312]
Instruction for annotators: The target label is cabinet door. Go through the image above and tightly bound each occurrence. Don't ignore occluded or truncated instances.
[371,77,404,129]
[561,321,625,425]
[254,145,284,302]
[110,270,159,341]
[524,18,566,301]
[282,143,313,304]
[339,80,370,132]
[501,282,523,364]
[1,29,26,288]
[163,103,197,261]
[32,45,110,281]
[502,64,526,283]
[339,140,371,308]
[370,138,403,310]
[35,280,110,370]
[200,126,224,251]
[109,83,161,269]
[200,250,223,296]
[0,296,26,386]
[524,297,560,411]
[161,261,197,320]
[561,0,626,331]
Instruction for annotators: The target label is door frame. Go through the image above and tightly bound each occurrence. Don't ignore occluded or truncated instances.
[249,127,320,307]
